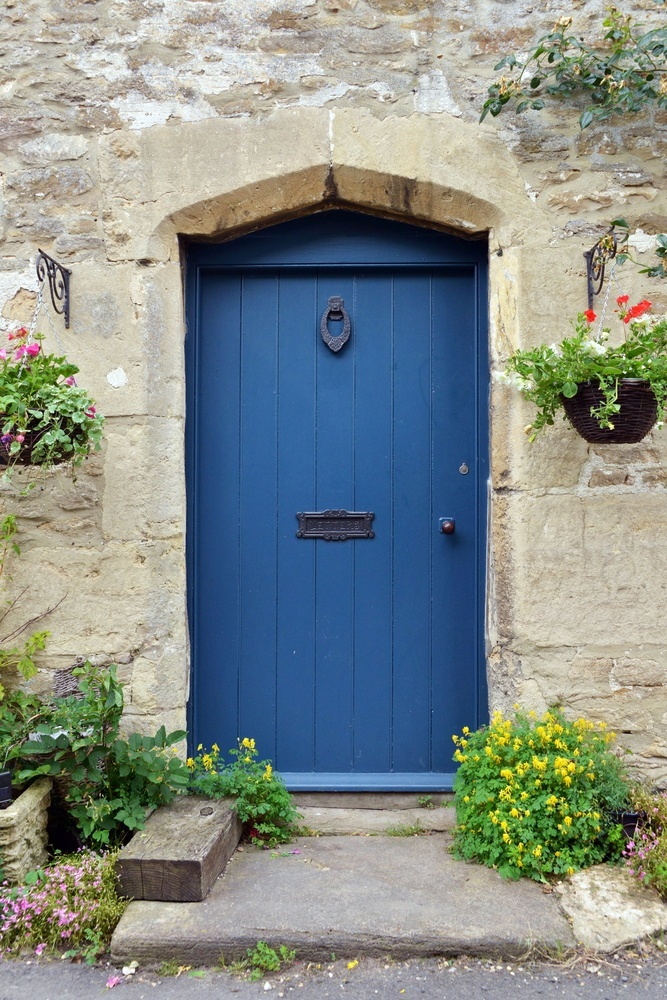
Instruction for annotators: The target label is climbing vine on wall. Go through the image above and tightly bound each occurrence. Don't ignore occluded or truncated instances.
[480,5,667,129]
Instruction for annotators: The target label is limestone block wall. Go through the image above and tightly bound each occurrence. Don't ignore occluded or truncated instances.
[1,1,666,779]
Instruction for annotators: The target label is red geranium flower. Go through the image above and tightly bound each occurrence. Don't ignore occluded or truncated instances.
[583,309,596,323]
[623,299,652,324]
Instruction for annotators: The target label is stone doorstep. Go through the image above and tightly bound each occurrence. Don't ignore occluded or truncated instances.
[116,795,242,903]
[293,792,454,810]
[115,800,454,905]
[111,840,667,967]
[111,805,667,965]
[111,832,577,966]
[297,804,455,834]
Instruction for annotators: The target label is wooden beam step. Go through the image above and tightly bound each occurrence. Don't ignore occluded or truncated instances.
[116,796,242,902]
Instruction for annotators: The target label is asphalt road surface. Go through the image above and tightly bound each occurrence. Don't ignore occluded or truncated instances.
[2,950,667,1000]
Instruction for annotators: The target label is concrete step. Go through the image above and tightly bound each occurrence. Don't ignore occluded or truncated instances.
[293,792,453,810]
[111,833,576,965]
[298,804,455,835]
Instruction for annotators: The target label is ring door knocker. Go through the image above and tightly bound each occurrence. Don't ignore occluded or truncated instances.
[320,296,351,353]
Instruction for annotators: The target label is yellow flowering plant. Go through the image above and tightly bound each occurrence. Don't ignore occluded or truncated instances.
[187,737,299,847]
[451,709,631,881]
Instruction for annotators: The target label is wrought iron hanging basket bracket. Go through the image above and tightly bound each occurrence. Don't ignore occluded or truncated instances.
[36,249,71,328]
[583,230,617,310]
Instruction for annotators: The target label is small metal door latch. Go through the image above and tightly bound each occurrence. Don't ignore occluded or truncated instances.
[439,518,455,535]
[459,463,469,475]
[320,296,351,353]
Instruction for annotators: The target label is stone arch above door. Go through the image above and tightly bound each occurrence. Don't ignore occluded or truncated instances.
[101,106,547,405]
[99,107,545,263]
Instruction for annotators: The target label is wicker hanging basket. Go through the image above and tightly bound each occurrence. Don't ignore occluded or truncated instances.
[561,378,658,444]
[0,428,41,466]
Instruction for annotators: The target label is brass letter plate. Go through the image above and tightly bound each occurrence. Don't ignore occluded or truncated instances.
[296,510,375,541]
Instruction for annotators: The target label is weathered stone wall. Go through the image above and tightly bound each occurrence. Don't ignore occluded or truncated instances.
[1,1,667,778]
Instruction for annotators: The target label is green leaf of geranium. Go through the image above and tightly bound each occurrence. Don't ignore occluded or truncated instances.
[562,381,579,398]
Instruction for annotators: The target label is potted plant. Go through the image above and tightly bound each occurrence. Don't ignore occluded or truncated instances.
[496,298,667,443]
[0,327,104,471]
[0,767,11,808]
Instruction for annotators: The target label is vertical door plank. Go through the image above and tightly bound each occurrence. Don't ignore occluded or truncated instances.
[351,271,393,773]
[430,271,480,761]
[275,272,318,773]
[237,273,280,755]
[313,272,356,772]
[391,272,433,771]
[192,273,243,749]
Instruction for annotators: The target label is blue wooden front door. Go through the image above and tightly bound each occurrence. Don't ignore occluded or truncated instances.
[186,211,488,790]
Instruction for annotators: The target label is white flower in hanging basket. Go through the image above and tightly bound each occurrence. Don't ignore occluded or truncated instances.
[497,299,667,444]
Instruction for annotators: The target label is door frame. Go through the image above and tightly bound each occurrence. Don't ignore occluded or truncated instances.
[184,209,489,789]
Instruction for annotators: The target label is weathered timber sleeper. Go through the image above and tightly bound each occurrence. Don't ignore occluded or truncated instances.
[116,796,242,902]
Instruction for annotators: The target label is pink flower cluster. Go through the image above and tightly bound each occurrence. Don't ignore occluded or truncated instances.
[622,827,659,880]
[0,326,41,361]
[0,851,111,960]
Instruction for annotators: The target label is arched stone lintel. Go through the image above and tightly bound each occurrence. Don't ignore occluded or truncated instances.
[156,166,535,256]
[157,167,499,249]
[135,108,544,257]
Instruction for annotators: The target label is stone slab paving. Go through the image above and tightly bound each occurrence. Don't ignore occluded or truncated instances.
[111,833,575,966]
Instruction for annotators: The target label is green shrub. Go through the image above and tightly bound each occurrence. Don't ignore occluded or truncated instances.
[3,662,190,847]
[452,708,630,881]
[0,329,104,471]
[188,739,299,847]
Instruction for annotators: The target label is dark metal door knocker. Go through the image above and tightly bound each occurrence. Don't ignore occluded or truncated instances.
[320,296,351,353]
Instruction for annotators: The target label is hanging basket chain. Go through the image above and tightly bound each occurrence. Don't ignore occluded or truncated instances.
[27,283,43,343]
[594,255,620,342]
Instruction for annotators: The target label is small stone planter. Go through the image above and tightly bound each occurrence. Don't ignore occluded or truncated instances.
[0,777,52,884]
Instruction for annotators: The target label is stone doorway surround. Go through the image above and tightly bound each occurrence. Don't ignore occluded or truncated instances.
[95,108,646,765]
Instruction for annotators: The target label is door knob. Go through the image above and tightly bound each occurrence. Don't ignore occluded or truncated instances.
[439,518,455,535]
